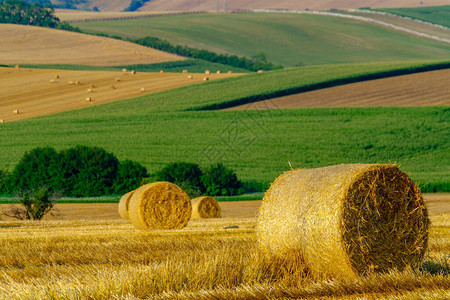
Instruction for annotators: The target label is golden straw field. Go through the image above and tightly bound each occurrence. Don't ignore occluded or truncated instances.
[0,67,240,122]
[0,195,448,299]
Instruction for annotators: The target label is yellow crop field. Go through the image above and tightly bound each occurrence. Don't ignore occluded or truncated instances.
[0,24,182,66]
[0,195,448,299]
[0,67,240,122]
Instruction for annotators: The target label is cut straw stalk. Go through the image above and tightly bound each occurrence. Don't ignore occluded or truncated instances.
[128,182,192,230]
[191,196,221,218]
[257,164,429,279]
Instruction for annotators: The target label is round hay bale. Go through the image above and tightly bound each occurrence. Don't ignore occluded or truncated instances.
[203,77,209,81]
[122,68,127,72]
[85,97,92,102]
[128,182,192,230]
[13,109,19,114]
[228,71,232,74]
[191,196,221,219]
[205,70,211,75]
[115,77,121,82]
[118,190,135,219]
[187,75,193,79]
[182,70,188,73]
[110,85,116,90]
[216,70,221,74]
[257,164,429,279]
[131,70,136,75]
[160,70,164,73]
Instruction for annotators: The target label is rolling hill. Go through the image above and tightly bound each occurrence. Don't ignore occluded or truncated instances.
[73,12,450,67]
[0,24,182,66]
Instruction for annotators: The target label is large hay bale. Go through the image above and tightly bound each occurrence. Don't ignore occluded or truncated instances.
[257,164,429,279]
[118,190,135,219]
[191,196,221,219]
[128,182,192,230]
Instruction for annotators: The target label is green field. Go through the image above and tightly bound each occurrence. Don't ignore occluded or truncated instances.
[373,5,450,28]
[0,61,449,192]
[72,12,450,67]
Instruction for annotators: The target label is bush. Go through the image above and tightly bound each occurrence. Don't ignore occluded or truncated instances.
[201,163,243,196]
[8,147,61,193]
[3,187,59,220]
[113,160,148,194]
[59,146,119,197]
[157,162,204,196]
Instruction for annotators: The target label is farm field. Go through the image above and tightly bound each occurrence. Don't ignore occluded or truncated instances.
[0,67,240,122]
[0,196,448,298]
[0,61,449,190]
[227,68,450,109]
[139,0,450,11]
[373,5,450,27]
[0,24,182,66]
[72,12,450,67]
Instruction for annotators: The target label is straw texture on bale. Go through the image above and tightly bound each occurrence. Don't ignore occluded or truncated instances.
[118,190,135,219]
[257,164,429,279]
[128,182,192,230]
[191,196,221,219]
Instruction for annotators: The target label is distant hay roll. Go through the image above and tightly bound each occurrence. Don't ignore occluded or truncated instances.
[76,81,81,85]
[191,196,221,219]
[89,84,95,88]
[128,182,192,230]
[205,70,211,75]
[257,70,264,73]
[13,109,19,114]
[85,97,92,102]
[187,75,193,79]
[87,88,93,93]
[122,68,127,72]
[257,164,429,279]
[131,70,136,75]
[182,70,188,73]
[115,77,121,82]
[160,70,164,73]
[110,85,116,90]
[55,75,60,79]
[0,119,4,123]
[228,71,232,74]
[140,87,146,92]
[118,190,135,219]
[216,70,221,74]
[203,77,209,81]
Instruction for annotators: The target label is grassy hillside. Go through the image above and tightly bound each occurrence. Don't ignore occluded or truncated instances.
[72,12,450,67]
[0,61,449,192]
[373,6,450,28]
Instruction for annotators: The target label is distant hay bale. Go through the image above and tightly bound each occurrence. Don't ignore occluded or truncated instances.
[87,88,93,93]
[191,196,221,219]
[203,77,209,81]
[160,70,164,73]
[257,164,429,279]
[85,97,92,102]
[122,68,127,72]
[187,75,193,79]
[13,109,19,114]
[228,71,232,74]
[216,70,221,74]
[140,87,146,92]
[0,119,4,123]
[68,81,74,85]
[257,70,264,73]
[49,79,56,83]
[76,81,81,85]
[15,65,19,69]
[205,70,211,75]
[128,182,192,230]
[182,70,188,73]
[110,85,116,90]
[55,75,60,79]
[89,84,95,88]
[118,190,135,219]
[115,77,121,82]
[131,70,136,75]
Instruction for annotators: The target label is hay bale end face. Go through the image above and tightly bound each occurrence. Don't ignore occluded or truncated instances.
[128,182,192,230]
[118,190,135,219]
[203,77,209,81]
[191,196,221,219]
[257,164,429,279]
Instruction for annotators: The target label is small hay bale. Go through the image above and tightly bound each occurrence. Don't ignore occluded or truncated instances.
[140,87,146,92]
[68,81,74,85]
[187,75,193,79]
[257,164,429,279]
[49,79,56,83]
[203,77,209,81]
[85,97,92,102]
[257,70,264,73]
[115,77,121,82]
[13,109,19,114]
[228,71,232,74]
[122,68,127,72]
[87,88,93,93]
[131,70,136,75]
[128,182,192,230]
[89,84,95,88]
[15,65,19,69]
[0,119,4,123]
[205,70,211,75]
[216,70,221,74]
[182,70,188,73]
[160,70,164,73]
[118,190,135,219]
[76,81,81,85]
[55,75,60,79]
[110,85,116,90]
[191,196,221,219]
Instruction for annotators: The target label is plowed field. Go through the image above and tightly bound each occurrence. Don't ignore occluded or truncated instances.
[0,67,240,122]
[0,24,182,66]
[227,69,450,110]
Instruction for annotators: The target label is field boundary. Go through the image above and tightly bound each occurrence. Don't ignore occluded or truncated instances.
[192,62,450,111]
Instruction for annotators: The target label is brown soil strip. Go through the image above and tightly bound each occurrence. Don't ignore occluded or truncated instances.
[1,194,446,221]
[226,69,450,110]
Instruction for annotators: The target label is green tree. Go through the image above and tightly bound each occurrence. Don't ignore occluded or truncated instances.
[3,187,59,220]
[113,160,148,194]
[157,162,204,196]
[201,163,243,196]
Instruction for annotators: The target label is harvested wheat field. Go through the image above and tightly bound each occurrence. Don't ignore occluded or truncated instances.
[0,24,182,66]
[227,69,450,110]
[141,0,450,11]
[0,67,240,122]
